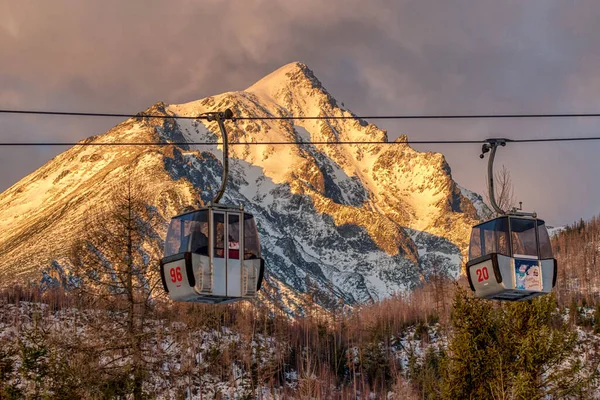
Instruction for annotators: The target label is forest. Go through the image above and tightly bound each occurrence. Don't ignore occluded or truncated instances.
[1,186,600,399]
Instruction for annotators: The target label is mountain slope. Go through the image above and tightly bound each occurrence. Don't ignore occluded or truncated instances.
[0,62,482,304]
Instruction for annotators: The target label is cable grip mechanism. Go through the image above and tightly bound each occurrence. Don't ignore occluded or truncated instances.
[199,109,235,204]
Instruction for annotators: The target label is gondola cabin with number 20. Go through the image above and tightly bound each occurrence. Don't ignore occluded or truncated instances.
[467,215,557,301]
[467,138,557,301]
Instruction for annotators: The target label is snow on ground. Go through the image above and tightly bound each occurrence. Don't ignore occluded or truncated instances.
[547,225,566,237]
[0,300,292,399]
[2,298,599,398]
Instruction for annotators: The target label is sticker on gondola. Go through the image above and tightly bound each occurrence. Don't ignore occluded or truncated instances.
[476,266,490,282]
[170,266,183,288]
[515,259,541,291]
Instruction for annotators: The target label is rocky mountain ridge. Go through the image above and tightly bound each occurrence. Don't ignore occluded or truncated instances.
[0,62,486,306]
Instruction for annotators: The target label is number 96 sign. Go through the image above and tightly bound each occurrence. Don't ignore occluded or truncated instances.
[170,266,183,288]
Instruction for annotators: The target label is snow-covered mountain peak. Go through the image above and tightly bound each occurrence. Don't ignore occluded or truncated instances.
[245,62,317,88]
[245,62,324,102]
[0,62,485,306]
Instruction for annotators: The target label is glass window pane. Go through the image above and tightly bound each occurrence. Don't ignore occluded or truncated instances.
[511,231,524,255]
[190,211,209,255]
[228,214,240,260]
[495,218,510,256]
[468,227,481,260]
[164,213,195,257]
[510,218,538,257]
[213,213,225,258]
[470,217,510,259]
[537,221,554,259]
[484,230,496,255]
[244,216,261,260]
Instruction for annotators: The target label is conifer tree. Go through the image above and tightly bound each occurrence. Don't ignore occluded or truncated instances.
[442,287,595,399]
[0,338,22,399]
[70,178,166,399]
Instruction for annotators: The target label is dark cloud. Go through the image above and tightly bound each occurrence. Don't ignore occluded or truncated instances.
[1,0,600,225]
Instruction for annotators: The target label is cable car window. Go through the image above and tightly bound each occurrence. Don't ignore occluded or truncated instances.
[498,226,509,254]
[165,213,196,257]
[190,211,209,255]
[494,218,510,255]
[213,213,225,258]
[244,215,261,260]
[228,214,240,259]
[469,217,510,260]
[510,218,538,257]
[537,221,553,259]
[469,227,482,260]
[484,230,496,255]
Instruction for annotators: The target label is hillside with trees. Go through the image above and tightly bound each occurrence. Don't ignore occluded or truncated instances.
[1,182,600,398]
[553,216,600,306]
[2,278,599,398]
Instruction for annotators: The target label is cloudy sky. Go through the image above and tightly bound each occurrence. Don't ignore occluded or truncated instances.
[2,0,600,226]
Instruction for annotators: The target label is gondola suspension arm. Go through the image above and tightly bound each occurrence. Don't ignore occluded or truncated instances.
[480,138,508,215]
[480,138,536,218]
[203,109,234,204]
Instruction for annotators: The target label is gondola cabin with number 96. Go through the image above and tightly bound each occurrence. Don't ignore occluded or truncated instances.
[160,205,265,304]
[159,109,265,304]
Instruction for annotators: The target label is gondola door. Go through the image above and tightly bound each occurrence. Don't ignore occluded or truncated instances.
[211,210,244,299]
[227,213,243,297]
[211,211,227,297]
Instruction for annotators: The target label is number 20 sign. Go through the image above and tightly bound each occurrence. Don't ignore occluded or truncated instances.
[476,266,490,282]
[170,266,183,287]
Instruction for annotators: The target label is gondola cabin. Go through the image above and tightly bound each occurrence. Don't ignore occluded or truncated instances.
[160,205,265,304]
[467,215,557,301]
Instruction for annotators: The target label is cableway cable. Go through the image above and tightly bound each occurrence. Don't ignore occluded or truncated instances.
[1,137,600,146]
[4,108,600,120]
[3,108,600,146]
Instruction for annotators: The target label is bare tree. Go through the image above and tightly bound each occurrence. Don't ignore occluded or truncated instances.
[485,165,517,216]
[70,178,166,399]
